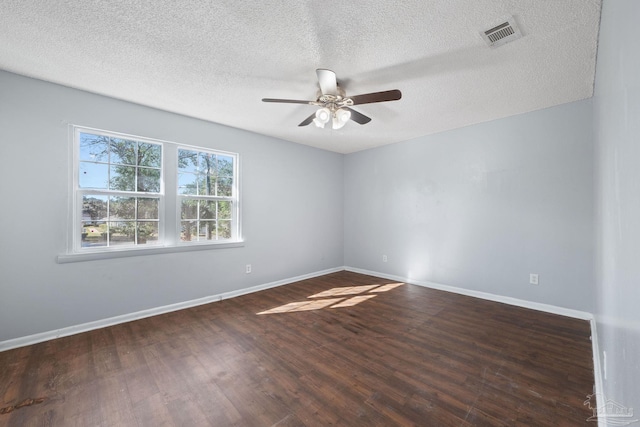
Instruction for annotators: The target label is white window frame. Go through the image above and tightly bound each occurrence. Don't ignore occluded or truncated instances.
[61,126,242,263]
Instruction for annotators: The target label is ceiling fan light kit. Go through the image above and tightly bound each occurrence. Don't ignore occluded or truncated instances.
[262,69,401,130]
[313,106,351,129]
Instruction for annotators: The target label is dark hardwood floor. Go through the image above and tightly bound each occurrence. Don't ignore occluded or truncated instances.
[0,271,594,426]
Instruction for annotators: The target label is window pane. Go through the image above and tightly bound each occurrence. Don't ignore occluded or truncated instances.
[198,175,216,196]
[181,200,198,219]
[109,165,136,191]
[178,172,198,195]
[198,220,215,240]
[79,162,109,189]
[181,220,196,241]
[217,177,232,197]
[137,198,158,219]
[137,168,161,192]
[198,200,216,219]
[138,142,161,167]
[81,221,107,247]
[217,201,232,220]
[198,153,215,175]
[178,149,198,172]
[110,138,137,165]
[176,149,237,245]
[79,133,109,162]
[218,220,232,239]
[109,221,135,245]
[218,155,233,177]
[110,197,135,219]
[137,221,158,244]
[82,195,108,221]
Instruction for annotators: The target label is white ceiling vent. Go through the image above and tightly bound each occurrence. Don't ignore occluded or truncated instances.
[481,17,522,48]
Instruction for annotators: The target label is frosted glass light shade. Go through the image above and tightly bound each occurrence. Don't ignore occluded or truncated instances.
[332,108,351,129]
[313,108,331,128]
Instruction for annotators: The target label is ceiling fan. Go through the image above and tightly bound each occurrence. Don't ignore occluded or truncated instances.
[262,69,402,129]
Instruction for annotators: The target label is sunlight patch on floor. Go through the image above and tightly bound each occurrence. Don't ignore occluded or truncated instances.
[307,285,379,298]
[257,281,405,315]
[256,298,344,315]
[368,283,404,293]
[330,294,377,308]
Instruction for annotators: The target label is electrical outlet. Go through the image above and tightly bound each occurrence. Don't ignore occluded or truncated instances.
[246,264,252,274]
[382,255,388,262]
[529,273,539,285]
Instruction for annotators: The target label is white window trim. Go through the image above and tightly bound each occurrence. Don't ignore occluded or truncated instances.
[59,125,243,263]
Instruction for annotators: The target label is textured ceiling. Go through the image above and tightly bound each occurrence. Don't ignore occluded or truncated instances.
[0,0,601,153]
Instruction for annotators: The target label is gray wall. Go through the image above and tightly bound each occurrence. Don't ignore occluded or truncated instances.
[594,0,640,413]
[0,71,344,342]
[344,100,595,312]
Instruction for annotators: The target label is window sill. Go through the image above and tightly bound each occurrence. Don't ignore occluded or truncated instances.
[56,240,245,264]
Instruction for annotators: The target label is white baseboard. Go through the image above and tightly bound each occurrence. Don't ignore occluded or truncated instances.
[344,266,593,320]
[589,318,607,427]
[0,266,344,352]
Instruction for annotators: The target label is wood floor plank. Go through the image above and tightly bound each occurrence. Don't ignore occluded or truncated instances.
[0,271,594,426]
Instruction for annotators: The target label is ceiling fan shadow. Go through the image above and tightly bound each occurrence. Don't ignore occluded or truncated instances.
[350,45,510,87]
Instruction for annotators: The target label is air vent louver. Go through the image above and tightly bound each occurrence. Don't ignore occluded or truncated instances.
[481,16,522,48]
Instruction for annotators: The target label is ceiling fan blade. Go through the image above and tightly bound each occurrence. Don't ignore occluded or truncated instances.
[262,98,314,104]
[344,107,371,125]
[316,69,338,95]
[298,113,316,127]
[348,89,402,105]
